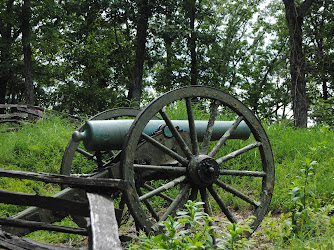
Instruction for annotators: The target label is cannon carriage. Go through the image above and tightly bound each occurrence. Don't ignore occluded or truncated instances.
[0,86,274,249]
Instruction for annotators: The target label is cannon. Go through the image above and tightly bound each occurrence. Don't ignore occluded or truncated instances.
[1,86,274,247]
[72,119,251,151]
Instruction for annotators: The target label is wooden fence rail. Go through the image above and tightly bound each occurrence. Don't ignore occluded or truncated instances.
[0,104,43,131]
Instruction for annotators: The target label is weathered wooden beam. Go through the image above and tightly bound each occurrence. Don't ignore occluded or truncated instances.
[0,104,28,108]
[87,193,121,250]
[0,217,88,236]
[0,113,28,119]
[0,230,73,250]
[2,187,88,236]
[0,189,89,217]
[0,168,128,191]
[16,107,42,116]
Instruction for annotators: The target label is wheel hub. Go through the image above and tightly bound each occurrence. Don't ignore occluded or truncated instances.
[188,155,219,187]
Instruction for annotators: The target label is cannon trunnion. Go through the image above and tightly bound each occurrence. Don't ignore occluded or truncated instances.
[1,86,275,247]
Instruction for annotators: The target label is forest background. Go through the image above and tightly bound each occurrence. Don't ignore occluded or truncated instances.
[0,0,333,128]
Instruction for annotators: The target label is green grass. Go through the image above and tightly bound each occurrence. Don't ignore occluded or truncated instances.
[0,115,85,246]
[0,115,76,173]
[268,122,334,212]
[24,217,86,247]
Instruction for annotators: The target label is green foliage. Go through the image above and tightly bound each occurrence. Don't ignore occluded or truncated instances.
[267,122,334,212]
[127,201,215,249]
[127,200,254,250]
[258,158,334,249]
[0,114,77,215]
[0,115,75,173]
[1,0,332,124]
[259,205,334,249]
[259,211,293,242]
[216,219,255,250]
[310,97,334,127]
[289,159,318,232]
[25,216,86,247]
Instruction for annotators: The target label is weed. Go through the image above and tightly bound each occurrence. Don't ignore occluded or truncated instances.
[216,218,255,250]
[289,159,318,233]
[258,158,334,249]
[259,211,292,242]
[127,200,255,249]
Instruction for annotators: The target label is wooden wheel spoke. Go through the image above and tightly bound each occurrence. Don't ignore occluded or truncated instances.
[76,148,114,169]
[134,164,186,173]
[139,176,186,201]
[208,186,236,223]
[142,184,173,202]
[159,183,191,222]
[141,133,188,166]
[200,101,219,154]
[189,187,198,201]
[220,170,266,177]
[209,116,244,157]
[200,187,215,244]
[216,141,262,165]
[200,188,212,216]
[76,148,95,161]
[159,110,193,160]
[120,87,274,234]
[186,98,199,155]
[137,187,160,221]
[215,180,261,207]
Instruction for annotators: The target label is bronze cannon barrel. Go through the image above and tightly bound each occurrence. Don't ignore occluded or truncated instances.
[72,120,251,151]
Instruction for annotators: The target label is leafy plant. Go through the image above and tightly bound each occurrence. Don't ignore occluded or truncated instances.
[127,200,255,249]
[310,97,334,127]
[258,158,334,249]
[258,211,292,242]
[289,159,318,233]
[128,201,215,249]
[216,219,254,250]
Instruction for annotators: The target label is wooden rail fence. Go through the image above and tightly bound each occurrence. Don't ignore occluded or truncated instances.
[0,104,43,132]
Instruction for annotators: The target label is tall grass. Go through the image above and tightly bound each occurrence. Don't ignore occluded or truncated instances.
[0,115,77,216]
[267,122,334,211]
[0,116,76,173]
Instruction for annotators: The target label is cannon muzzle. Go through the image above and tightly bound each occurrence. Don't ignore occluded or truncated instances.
[72,120,250,151]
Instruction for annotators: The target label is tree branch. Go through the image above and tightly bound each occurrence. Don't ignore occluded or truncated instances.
[299,0,315,17]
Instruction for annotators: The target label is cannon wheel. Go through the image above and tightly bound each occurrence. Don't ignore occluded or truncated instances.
[60,107,141,177]
[121,86,275,235]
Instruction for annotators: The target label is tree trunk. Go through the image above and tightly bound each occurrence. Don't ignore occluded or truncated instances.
[22,0,34,105]
[188,0,197,85]
[163,32,173,89]
[128,0,150,106]
[282,0,314,128]
[0,48,10,107]
[317,34,328,100]
[162,2,175,90]
[0,0,15,109]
